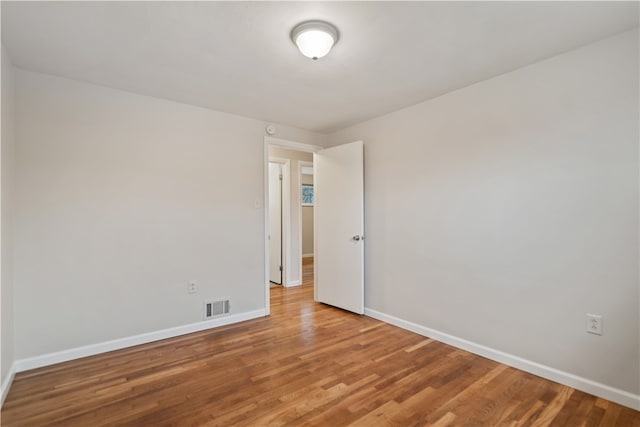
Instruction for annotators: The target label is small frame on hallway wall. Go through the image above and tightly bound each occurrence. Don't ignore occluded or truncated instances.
[301,184,314,206]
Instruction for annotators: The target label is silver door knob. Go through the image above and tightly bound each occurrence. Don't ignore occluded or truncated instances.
[353,235,361,241]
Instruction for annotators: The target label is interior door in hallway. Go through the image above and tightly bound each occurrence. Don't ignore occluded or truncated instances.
[268,162,282,284]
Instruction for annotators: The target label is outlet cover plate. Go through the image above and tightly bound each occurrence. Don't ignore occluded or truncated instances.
[188,281,197,294]
[586,314,602,335]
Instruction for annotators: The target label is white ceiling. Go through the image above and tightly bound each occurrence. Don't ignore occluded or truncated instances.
[2,2,638,133]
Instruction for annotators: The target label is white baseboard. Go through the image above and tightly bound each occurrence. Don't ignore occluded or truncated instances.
[285,280,301,287]
[1,362,16,407]
[364,308,640,411]
[302,254,314,258]
[15,309,267,373]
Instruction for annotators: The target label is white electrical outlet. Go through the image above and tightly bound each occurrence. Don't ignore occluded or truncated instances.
[188,281,197,294]
[586,314,602,335]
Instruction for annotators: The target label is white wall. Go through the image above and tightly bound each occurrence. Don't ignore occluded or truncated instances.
[329,29,639,399]
[13,69,324,360]
[1,45,16,402]
[268,147,313,285]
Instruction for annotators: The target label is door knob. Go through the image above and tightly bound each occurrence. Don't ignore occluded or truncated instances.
[353,235,361,241]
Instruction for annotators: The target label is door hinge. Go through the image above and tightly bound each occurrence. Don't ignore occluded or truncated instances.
[279,265,283,272]
[279,174,283,180]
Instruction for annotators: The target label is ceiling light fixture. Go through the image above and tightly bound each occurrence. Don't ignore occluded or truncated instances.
[291,20,339,60]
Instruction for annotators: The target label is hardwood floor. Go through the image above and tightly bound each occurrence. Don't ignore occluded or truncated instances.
[2,263,638,426]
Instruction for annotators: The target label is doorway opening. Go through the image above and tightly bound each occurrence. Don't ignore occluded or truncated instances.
[300,160,314,286]
[264,137,365,316]
[264,137,321,315]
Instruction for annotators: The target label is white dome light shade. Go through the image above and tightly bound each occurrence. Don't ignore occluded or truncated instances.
[296,30,334,59]
[291,21,339,60]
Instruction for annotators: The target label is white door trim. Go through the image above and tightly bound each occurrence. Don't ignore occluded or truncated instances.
[265,136,323,153]
[264,137,322,315]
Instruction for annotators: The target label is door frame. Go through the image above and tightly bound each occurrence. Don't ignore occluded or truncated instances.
[264,137,323,315]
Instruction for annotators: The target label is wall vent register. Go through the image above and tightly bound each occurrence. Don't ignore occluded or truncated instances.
[204,300,230,319]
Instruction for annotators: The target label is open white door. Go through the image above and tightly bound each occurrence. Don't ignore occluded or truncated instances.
[268,162,282,284]
[314,141,364,314]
